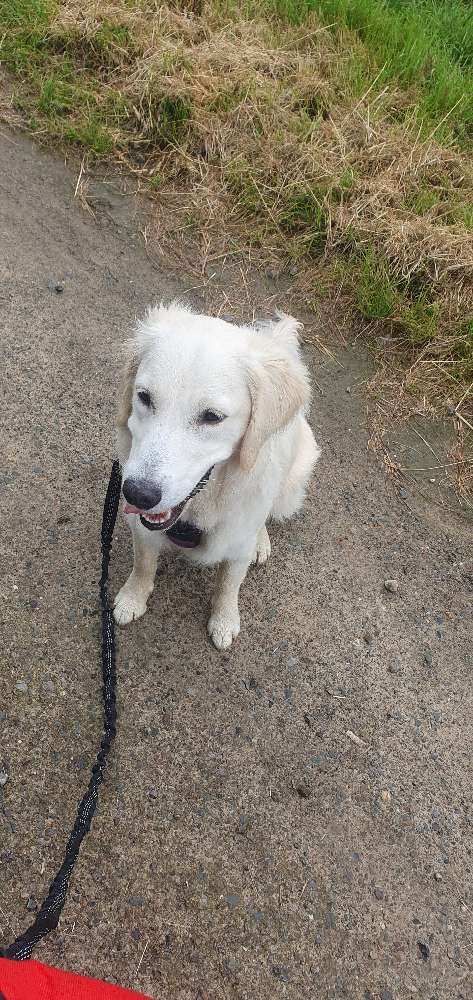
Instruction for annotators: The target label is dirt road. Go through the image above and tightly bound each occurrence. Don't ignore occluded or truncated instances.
[0,131,471,1000]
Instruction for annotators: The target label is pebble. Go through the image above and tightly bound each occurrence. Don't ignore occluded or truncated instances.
[15,680,28,693]
[272,966,290,983]
[126,895,146,907]
[399,488,408,499]
[388,658,402,675]
[380,990,394,1000]
[236,814,251,835]
[26,896,38,912]
[295,781,311,799]
[418,941,430,961]
[384,579,399,594]
[373,887,384,900]
[223,957,240,974]
[423,648,433,667]
[0,772,8,786]
[225,894,240,910]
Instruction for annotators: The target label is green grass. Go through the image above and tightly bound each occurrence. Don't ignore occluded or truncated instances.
[251,0,473,143]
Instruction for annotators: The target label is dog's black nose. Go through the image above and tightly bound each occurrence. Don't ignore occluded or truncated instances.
[123,477,162,510]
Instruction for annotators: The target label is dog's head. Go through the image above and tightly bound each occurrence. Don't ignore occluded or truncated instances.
[117,303,310,530]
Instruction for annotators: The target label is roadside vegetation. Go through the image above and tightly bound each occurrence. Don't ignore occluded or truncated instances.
[1,0,472,460]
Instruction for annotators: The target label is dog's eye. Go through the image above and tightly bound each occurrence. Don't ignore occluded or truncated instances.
[199,409,225,425]
[137,389,152,408]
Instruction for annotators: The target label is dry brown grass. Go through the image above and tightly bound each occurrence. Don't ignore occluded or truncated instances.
[1,0,472,466]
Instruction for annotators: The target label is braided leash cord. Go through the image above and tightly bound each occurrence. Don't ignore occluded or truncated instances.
[1,460,122,961]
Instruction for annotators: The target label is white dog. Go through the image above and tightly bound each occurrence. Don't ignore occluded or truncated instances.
[114,303,320,649]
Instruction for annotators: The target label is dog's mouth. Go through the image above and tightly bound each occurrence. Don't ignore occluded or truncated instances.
[123,468,213,533]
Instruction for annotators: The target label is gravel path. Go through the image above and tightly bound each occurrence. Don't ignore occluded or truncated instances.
[1,131,471,1000]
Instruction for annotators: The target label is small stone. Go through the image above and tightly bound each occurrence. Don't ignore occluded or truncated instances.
[418,941,430,961]
[380,990,393,1000]
[295,781,311,799]
[236,814,251,835]
[399,488,408,499]
[272,965,290,983]
[225,894,240,910]
[223,956,240,975]
[380,789,392,804]
[388,658,402,675]
[15,680,28,693]
[363,630,373,644]
[373,887,384,900]
[126,895,146,907]
[434,872,442,882]
[26,896,38,912]
[55,282,64,293]
[423,648,433,666]
[0,772,8,786]
[384,579,399,594]
[346,386,351,394]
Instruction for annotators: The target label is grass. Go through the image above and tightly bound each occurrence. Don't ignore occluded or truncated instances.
[0,0,472,428]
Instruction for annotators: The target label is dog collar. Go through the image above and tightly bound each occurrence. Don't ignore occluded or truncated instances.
[166,520,202,548]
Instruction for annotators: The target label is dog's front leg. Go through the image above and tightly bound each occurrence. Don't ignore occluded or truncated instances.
[208,555,252,650]
[114,520,159,625]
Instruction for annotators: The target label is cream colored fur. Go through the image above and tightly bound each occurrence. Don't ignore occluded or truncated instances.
[114,303,320,649]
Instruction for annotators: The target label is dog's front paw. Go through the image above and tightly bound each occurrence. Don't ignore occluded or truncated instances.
[114,585,149,626]
[207,610,240,650]
[252,526,271,565]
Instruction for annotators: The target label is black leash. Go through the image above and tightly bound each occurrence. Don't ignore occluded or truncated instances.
[1,460,122,961]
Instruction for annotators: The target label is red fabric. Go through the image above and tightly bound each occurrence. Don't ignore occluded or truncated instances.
[0,959,152,1000]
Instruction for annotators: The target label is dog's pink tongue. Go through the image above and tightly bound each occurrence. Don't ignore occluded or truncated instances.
[123,503,144,515]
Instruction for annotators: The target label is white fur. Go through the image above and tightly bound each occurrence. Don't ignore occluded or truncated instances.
[114,303,320,649]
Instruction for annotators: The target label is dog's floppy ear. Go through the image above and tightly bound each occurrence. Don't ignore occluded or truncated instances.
[116,340,142,462]
[117,348,139,428]
[240,337,310,473]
